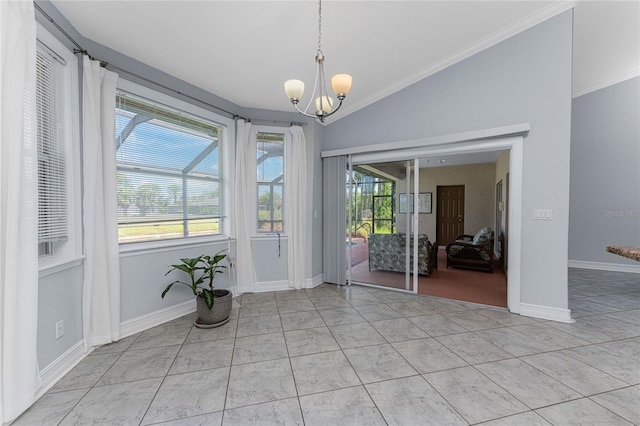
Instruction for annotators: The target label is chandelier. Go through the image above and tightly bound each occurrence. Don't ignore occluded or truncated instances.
[284,0,352,122]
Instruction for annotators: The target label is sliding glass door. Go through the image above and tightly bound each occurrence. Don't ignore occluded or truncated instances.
[346,158,420,293]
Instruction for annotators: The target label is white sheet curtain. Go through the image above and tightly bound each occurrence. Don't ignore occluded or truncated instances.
[285,126,308,289]
[0,1,40,422]
[82,56,120,351]
[323,155,347,285]
[233,119,257,293]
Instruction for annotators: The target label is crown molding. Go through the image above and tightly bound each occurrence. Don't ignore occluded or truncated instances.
[572,69,640,98]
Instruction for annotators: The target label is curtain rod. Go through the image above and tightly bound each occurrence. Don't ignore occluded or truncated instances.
[35,3,83,52]
[34,2,306,127]
[104,63,237,119]
[248,119,308,127]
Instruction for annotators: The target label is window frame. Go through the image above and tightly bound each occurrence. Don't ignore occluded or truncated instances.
[116,79,234,253]
[36,23,82,273]
[251,125,291,237]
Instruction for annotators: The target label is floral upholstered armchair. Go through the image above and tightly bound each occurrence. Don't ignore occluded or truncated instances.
[445,227,495,273]
[368,233,436,276]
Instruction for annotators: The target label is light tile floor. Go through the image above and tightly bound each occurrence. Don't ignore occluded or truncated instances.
[15,268,640,425]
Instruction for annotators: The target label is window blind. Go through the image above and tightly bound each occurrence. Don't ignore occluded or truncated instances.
[36,45,68,243]
[115,91,224,243]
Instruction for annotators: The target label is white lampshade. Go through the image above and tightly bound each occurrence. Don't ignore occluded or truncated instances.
[331,74,352,96]
[284,79,305,100]
[315,95,333,113]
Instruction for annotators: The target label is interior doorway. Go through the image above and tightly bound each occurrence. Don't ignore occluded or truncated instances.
[436,185,465,246]
[327,131,525,314]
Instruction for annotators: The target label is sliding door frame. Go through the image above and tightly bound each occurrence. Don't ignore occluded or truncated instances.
[323,127,526,314]
[346,156,353,285]
[412,158,420,294]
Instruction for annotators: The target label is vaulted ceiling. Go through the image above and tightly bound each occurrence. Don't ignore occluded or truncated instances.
[51,0,639,122]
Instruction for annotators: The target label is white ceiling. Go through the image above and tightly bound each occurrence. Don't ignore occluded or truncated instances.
[51,0,639,122]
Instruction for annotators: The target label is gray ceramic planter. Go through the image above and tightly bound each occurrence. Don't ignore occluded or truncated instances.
[194,289,233,328]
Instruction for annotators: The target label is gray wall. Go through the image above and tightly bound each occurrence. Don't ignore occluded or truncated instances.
[37,266,83,368]
[120,241,231,322]
[324,11,573,310]
[251,240,289,284]
[569,76,640,266]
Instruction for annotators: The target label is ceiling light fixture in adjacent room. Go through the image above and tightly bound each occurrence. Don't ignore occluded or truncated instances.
[284,0,352,123]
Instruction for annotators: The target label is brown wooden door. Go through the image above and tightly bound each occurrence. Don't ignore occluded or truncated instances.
[436,185,465,245]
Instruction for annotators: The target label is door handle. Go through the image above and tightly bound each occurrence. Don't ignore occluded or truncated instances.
[458,215,463,222]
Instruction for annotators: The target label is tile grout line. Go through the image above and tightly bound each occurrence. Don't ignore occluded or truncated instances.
[219,305,240,424]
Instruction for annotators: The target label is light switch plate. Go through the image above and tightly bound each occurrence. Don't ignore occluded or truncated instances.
[533,209,553,220]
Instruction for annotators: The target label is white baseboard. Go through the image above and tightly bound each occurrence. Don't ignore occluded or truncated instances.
[246,275,325,294]
[37,340,87,399]
[253,280,290,292]
[568,260,640,274]
[306,274,324,289]
[520,303,574,323]
[120,299,195,339]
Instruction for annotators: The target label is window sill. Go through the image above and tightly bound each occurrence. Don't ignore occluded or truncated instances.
[252,233,288,240]
[39,256,85,278]
[119,235,231,257]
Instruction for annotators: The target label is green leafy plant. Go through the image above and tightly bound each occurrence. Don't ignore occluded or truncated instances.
[161,251,227,309]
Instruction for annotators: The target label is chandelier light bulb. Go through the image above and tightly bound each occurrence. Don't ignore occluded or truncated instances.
[284,80,305,102]
[315,95,333,114]
[331,74,352,98]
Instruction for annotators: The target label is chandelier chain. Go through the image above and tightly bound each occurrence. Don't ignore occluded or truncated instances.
[317,0,322,52]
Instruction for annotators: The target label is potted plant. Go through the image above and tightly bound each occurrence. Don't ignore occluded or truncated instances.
[161,251,233,328]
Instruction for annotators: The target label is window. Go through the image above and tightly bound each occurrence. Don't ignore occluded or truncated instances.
[372,179,395,233]
[35,26,80,264]
[256,132,284,233]
[349,168,396,235]
[115,90,226,243]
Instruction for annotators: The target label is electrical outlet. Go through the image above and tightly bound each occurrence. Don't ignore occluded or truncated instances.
[55,320,64,339]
